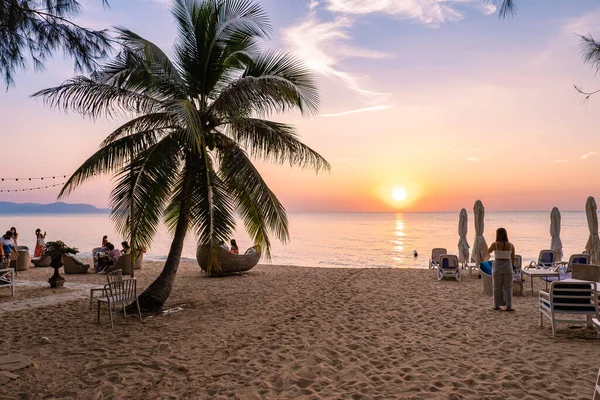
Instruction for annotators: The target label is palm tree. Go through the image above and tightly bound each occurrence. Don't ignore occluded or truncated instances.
[33,0,330,313]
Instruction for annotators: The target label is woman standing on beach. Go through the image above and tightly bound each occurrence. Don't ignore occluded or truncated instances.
[488,228,515,311]
[34,229,46,257]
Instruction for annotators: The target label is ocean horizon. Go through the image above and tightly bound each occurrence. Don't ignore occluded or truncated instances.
[0,211,593,268]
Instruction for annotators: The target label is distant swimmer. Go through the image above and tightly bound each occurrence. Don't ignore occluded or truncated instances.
[413,250,418,258]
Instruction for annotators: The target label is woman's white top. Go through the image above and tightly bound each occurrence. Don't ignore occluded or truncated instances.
[494,242,512,260]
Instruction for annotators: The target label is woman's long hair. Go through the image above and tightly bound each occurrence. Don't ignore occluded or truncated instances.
[230,239,238,251]
[496,227,509,243]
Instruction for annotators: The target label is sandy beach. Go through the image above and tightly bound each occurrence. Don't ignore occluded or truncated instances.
[0,261,599,399]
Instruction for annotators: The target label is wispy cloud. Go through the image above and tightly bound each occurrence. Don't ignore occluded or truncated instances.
[282,8,391,103]
[554,159,570,163]
[321,105,392,117]
[561,10,600,36]
[282,0,495,107]
[323,0,496,25]
[582,151,600,160]
[466,157,480,162]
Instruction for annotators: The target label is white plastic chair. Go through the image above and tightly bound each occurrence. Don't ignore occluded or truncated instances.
[539,281,598,337]
[96,278,142,329]
[89,269,123,310]
[0,268,15,296]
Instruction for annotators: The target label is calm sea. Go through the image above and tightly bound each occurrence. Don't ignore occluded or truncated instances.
[0,212,592,268]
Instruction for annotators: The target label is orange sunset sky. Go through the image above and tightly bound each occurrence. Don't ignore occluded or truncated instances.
[2,0,600,212]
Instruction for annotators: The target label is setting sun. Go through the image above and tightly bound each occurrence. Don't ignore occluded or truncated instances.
[392,186,408,201]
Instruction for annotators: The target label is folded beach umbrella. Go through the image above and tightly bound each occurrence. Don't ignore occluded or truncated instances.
[471,200,489,264]
[585,196,600,265]
[550,207,563,261]
[458,208,470,264]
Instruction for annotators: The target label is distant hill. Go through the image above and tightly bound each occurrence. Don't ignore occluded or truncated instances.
[0,202,109,214]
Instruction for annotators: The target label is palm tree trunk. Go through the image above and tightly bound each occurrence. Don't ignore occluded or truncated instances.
[128,139,135,279]
[135,205,189,313]
[135,162,192,314]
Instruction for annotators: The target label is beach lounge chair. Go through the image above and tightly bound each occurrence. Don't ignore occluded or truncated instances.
[96,278,142,329]
[429,248,447,269]
[63,254,90,274]
[0,268,15,296]
[513,255,524,296]
[539,281,599,337]
[89,270,123,310]
[527,249,556,270]
[438,254,460,281]
[541,254,591,284]
[196,245,261,276]
[566,254,590,272]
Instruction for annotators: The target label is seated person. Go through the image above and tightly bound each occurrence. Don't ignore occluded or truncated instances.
[0,231,15,262]
[219,240,229,250]
[107,243,120,265]
[121,241,131,255]
[230,239,239,255]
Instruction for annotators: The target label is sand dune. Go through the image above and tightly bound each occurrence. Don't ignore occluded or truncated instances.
[0,262,599,399]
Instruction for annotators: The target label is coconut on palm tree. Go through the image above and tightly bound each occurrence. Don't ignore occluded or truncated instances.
[33,0,329,313]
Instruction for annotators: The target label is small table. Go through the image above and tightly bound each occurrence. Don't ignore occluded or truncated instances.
[522,269,561,295]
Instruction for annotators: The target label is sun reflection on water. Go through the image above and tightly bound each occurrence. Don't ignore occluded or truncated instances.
[394,214,405,259]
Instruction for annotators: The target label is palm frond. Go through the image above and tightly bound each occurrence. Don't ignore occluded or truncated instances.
[215,0,271,41]
[95,28,187,100]
[210,50,319,117]
[31,76,162,119]
[216,134,289,257]
[58,129,161,198]
[167,99,204,152]
[100,113,176,146]
[110,136,183,250]
[224,118,330,172]
[165,149,236,274]
[114,27,185,86]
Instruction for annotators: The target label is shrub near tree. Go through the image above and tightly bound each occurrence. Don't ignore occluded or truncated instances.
[33,0,330,313]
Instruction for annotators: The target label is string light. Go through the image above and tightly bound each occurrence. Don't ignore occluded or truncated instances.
[0,182,68,193]
[0,171,105,193]
[0,174,69,181]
